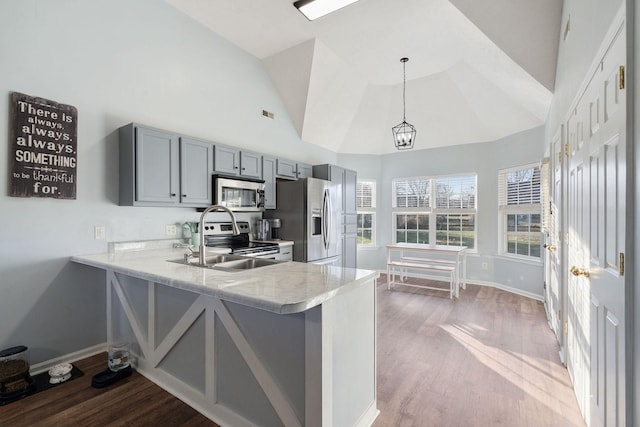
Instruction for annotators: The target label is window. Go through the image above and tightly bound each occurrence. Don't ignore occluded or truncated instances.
[498,164,542,258]
[392,174,476,248]
[356,180,376,247]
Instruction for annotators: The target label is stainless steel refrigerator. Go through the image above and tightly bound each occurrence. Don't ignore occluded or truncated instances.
[265,177,341,265]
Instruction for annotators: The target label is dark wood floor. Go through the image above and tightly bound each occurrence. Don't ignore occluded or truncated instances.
[0,276,584,426]
[0,353,217,426]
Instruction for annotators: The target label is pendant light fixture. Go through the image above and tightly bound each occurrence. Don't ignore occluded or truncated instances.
[392,57,416,150]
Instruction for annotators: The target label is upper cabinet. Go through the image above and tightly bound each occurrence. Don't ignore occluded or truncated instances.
[277,159,313,179]
[262,156,277,209]
[343,168,357,216]
[214,145,239,175]
[240,151,262,178]
[119,122,313,209]
[297,163,313,178]
[119,123,212,207]
[179,137,213,206]
[276,159,297,179]
[214,145,262,179]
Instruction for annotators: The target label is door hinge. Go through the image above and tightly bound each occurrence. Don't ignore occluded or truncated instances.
[564,143,570,157]
[619,252,625,276]
[619,65,625,89]
[564,322,568,334]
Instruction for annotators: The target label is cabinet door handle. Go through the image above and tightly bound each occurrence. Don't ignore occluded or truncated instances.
[234,166,239,169]
[242,167,246,170]
[182,194,187,198]
[171,193,176,197]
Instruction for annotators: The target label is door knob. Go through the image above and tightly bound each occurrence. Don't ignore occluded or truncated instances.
[544,244,557,251]
[570,266,590,278]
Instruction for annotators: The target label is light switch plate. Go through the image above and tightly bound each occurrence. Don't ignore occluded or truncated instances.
[166,224,177,236]
[94,226,106,240]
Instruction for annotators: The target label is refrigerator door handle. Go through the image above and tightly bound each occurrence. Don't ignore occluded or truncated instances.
[322,189,330,250]
[326,189,332,249]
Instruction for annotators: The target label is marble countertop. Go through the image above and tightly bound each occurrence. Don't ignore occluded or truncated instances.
[71,247,378,314]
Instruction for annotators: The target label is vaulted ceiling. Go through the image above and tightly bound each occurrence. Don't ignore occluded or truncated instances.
[167,0,562,154]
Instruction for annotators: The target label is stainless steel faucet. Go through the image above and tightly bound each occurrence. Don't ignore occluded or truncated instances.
[198,205,240,265]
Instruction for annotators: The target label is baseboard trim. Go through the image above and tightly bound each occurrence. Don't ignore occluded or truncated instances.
[30,342,107,375]
[355,400,380,427]
[465,279,543,302]
[384,271,543,301]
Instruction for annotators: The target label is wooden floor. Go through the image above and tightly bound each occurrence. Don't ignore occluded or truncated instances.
[0,276,584,426]
[0,353,217,426]
[373,275,585,427]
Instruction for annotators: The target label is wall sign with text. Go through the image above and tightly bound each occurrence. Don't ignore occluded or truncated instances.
[9,92,78,199]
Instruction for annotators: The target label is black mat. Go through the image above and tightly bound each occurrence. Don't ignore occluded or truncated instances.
[0,366,84,406]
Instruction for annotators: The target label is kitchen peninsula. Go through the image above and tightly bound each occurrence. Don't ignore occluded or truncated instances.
[72,246,379,427]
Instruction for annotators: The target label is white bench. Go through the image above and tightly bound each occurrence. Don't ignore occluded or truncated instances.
[387,260,458,298]
[400,256,465,290]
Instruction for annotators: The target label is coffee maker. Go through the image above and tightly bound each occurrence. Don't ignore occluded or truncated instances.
[256,218,281,240]
[267,218,281,240]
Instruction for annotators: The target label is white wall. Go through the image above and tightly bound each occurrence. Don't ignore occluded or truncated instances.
[0,0,335,364]
[339,125,546,298]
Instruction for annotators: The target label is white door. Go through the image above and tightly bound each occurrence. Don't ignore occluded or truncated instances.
[565,20,626,427]
[544,130,563,344]
[567,105,590,421]
[587,24,626,427]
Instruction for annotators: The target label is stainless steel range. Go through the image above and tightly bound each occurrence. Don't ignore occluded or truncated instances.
[202,221,280,258]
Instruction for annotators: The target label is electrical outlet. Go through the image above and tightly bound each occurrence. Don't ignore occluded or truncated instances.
[94,226,106,240]
[166,224,177,236]
[481,262,488,270]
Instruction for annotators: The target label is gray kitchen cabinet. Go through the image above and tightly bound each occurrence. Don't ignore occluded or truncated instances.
[343,168,357,217]
[276,158,297,179]
[262,155,277,209]
[179,137,213,207]
[214,145,262,179]
[119,123,180,206]
[240,151,262,178]
[214,145,240,175]
[312,164,358,268]
[277,159,312,179]
[296,163,313,178]
[343,234,357,269]
[119,123,212,207]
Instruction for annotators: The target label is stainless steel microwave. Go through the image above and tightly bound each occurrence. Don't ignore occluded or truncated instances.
[212,175,265,212]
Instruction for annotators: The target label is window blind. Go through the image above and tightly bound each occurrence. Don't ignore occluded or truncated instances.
[392,177,431,208]
[356,180,376,209]
[498,165,541,208]
[540,159,551,233]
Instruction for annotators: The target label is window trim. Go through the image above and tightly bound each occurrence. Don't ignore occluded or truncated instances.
[498,163,542,259]
[356,211,376,248]
[391,173,477,249]
[356,179,377,248]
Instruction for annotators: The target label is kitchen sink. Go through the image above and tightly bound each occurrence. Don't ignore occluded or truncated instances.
[167,254,281,272]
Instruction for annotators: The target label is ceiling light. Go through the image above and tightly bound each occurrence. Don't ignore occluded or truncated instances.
[392,57,416,150]
[293,0,359,21]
